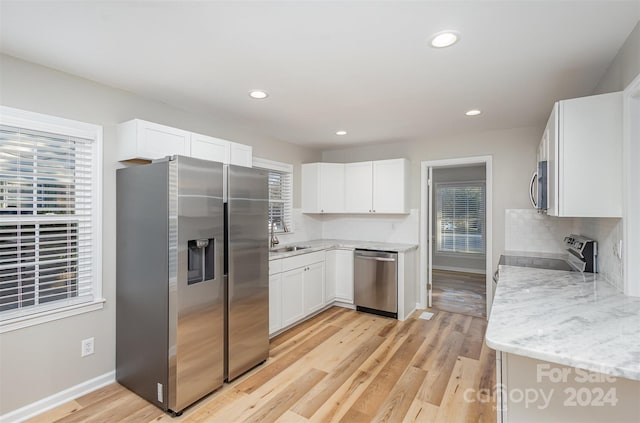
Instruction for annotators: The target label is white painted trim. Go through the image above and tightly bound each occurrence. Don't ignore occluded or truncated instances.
[623,73,640,297]
[252,157,294,173]
[0,371,115,423]
[420,155,493,318]
[433,265,485,275]
[0,105,104,328]
[0,299,105,334]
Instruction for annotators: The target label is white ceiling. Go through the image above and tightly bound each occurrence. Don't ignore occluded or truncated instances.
[1,1,639,149]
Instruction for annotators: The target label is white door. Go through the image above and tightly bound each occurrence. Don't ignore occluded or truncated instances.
[303,262,325,314]
[373,159,407,213]
[427,166,434,307]
[344,161,373,212]
[269,273,283,334]
[334,249,354,303]
[190,133,229,163]
[320,163,345,212]
[281,267,305,326]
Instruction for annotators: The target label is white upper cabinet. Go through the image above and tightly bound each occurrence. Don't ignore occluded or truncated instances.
[302,163,345,213]
[190,133,229,163]
[308,158,409,214]
[117,119,190,161]
[117,119,252,166]
[345,161,373,213]
[229,142,253,167]
[545,92,622,217]
[372,159,410,213]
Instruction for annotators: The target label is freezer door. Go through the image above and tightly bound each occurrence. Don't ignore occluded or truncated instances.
[226,165,269,381]
[168,156,225,413]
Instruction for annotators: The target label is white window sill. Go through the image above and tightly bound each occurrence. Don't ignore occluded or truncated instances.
[0,299,106,334]
[435,251,486,259]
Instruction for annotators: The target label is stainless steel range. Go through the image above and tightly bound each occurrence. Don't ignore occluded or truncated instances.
[494,234,598,290]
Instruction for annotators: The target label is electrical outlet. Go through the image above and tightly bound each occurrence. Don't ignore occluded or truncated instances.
[81,337,94,357]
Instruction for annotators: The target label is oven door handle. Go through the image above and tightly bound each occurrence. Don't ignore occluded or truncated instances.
[529,171,538,208]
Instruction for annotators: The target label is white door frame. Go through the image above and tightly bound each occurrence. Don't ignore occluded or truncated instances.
[623,73,640,297]
[419,155,493,317]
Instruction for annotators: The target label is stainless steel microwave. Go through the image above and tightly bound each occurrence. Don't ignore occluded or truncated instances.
[529,160,547,212]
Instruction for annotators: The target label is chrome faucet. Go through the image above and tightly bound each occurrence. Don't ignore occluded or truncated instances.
[270,221,279,248]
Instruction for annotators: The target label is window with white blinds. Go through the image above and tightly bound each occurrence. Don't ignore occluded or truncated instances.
[253,158,293,233]
[0,107,102,329]
[436,182,485,254]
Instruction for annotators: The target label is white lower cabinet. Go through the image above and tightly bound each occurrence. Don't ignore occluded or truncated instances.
[499,352,640,422]
[268,272,282,334]
[303,262,325,314]
[326,249,354,304]
[269,251,327,336]
[281,267,305,327]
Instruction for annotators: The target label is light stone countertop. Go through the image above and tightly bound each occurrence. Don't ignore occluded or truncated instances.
[268,238,418,260]
[486,265,640,381]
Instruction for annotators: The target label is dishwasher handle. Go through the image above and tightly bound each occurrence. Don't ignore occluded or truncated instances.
[356,256,396,262]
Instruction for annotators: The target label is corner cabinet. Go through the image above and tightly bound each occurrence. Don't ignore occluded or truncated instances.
[304,158,410,214]
[540,92,622,217]
[325,249,354,304]
[117,119,252,167]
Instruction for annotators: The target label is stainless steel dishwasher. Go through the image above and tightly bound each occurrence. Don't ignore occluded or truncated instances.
[354,249,398,318]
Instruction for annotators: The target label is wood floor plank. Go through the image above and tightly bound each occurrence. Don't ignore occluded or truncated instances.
[269,307,350,358]
[275,410,310,423]
[432,270,487,318]
[235,325,341,394]
[242,368,327,423]
[434,356,481,423]
[24,400,82,423]
[370,365,428,423]
[339,329,426,421]
[292,333,386,418]
[459,317,487,360]
[402,399,440,423]
[417,329,466,406]
[30,308,495,423]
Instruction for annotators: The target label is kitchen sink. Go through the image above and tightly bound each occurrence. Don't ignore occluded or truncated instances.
[270,245,311,253]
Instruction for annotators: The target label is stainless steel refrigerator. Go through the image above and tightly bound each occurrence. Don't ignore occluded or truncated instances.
[116,156,269,415]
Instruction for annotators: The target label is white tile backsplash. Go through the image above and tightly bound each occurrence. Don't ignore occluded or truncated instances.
[505,209,575,254]
[277,209,323,244]
[572,217,623,290]
[320,209,419,244]
[504,209,623,290]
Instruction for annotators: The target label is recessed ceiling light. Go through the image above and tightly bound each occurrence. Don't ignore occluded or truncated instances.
[465,109,482,116]
[249,90,268,99]
[430,30,460,48]
[336,130,347,136]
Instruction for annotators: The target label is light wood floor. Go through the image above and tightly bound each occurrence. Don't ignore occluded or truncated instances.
[432,270,487,318]
[29,307,496,423]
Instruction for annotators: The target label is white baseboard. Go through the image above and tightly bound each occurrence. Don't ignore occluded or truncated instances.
[433,265,485,275]
[0,371,115,423]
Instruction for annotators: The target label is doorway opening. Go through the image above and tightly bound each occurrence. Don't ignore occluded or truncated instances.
[419,156,493,318]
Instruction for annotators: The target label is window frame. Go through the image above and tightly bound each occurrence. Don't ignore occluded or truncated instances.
[435,180,486,257]
[0,106,104,333]
[252,157,294,234]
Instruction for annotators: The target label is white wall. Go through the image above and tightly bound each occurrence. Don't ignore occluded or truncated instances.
[0,53,321,415]
[321,126,541,273]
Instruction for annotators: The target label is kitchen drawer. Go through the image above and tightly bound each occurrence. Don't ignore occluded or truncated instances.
[269,259,283,276]
[281,250,325,272]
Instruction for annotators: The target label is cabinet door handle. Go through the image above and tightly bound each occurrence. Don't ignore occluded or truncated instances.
[369,209,372,212]
[373,210,376,213]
